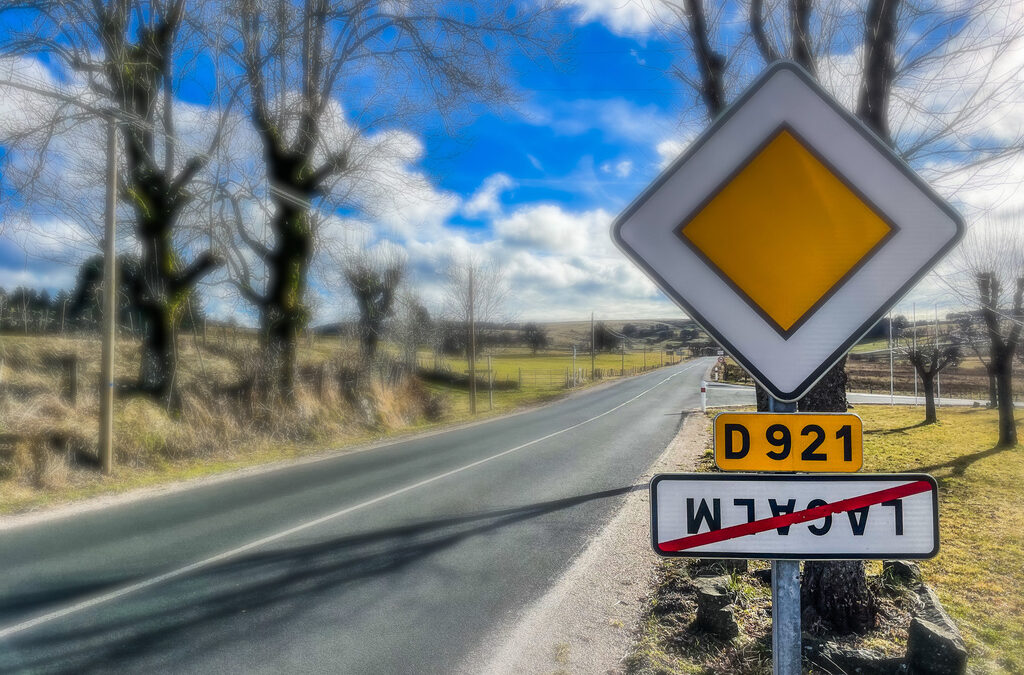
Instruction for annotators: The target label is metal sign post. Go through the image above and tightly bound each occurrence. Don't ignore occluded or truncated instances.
[768,396,799,675]
[772,558,800,675]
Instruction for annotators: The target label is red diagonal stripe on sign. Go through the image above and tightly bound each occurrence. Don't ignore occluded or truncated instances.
[657,480,931,553]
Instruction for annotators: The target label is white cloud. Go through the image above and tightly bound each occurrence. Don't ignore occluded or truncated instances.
[600,160,634,178]
[0,262,77,293]
[462,173,515,218]
[524,97,675,145]
[655,139,685,168]
[566,0,663,36]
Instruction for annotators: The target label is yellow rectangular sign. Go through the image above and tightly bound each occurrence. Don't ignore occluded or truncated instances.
[714,412,862,473]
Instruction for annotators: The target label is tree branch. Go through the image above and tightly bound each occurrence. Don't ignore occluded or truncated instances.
[789,0,814,74]
[858,0,901,143]
[683,0,727,117]
[749,0,780,64]
[173,250,222,294]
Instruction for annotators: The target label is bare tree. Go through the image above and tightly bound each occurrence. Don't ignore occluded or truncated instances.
[343,248,405,362]
[945,220,1024,446]
[977,272,1022,446]
[901,333,962,424]
[522,322,549,355]
[392,289,433,371]
[445,256,509,414]
[0,0,227,407]
[222,0,558,400]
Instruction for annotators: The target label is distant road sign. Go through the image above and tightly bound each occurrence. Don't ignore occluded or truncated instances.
[714,412,862,472]
[612,62,964,401]
[650,473,938,559]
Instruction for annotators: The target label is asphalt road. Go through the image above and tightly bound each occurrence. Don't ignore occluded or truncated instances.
[0,358,719,674]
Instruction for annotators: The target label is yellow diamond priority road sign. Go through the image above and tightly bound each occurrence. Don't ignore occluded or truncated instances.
[612,62,963,401]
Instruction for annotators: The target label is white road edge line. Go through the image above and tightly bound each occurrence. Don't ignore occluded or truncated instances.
[0,361,702,640]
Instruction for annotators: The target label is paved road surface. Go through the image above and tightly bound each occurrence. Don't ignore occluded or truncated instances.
[0,358,717,674]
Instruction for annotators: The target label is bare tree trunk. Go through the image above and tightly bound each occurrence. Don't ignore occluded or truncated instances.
[979,274,1022,448]
[798,357,875,633]
[262,208,312,398]
[801,561,875,634]
[921,370,937,424]
[994,355,1017,447]
[138,300,179,407]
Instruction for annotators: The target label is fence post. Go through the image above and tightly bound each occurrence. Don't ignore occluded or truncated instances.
[61,354,78,406]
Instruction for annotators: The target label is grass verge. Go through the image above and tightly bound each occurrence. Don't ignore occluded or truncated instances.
[627,405,1022,675]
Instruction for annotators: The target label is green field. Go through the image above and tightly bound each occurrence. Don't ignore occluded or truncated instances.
[420,348,686,417]
[861,406,1024,673]
[849,338,890,353]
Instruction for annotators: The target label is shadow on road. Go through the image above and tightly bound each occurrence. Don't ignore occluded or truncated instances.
[1,484,645,673]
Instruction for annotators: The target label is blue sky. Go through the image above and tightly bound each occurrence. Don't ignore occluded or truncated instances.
[1,1,1022,324]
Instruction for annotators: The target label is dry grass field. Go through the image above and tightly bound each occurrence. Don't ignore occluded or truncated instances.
[0,330,687,514]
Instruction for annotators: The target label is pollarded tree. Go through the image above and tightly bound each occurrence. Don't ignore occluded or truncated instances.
[902,335,962,424]
[0,0,226,407]
[977,272,1022,447]
[946,219,1024,446]
[223,0,559,400]
[343,252,405,362]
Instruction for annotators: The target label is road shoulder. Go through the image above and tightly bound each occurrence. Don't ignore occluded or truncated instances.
[460,410,709,675]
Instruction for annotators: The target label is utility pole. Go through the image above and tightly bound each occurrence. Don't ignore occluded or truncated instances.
[468,266,476,415]
[889,310,894,405]
[487,354,493,411]
[572,344,577,386]
[621,340,625,375]
[913,302,918,404]
[99,114,117,475]
[590,312,595,379]
[935,304,941,408]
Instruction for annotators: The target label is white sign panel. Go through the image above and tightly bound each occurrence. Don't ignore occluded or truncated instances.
[612,62,964,401]
[650,474,939,560]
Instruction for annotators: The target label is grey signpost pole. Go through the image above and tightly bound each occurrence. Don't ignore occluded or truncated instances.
[768,395,800,675]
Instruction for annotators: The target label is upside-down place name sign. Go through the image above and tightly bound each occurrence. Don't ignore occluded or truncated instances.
[650,474,938,560]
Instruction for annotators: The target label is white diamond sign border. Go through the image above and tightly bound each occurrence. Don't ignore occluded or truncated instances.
[612,61,964,401]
